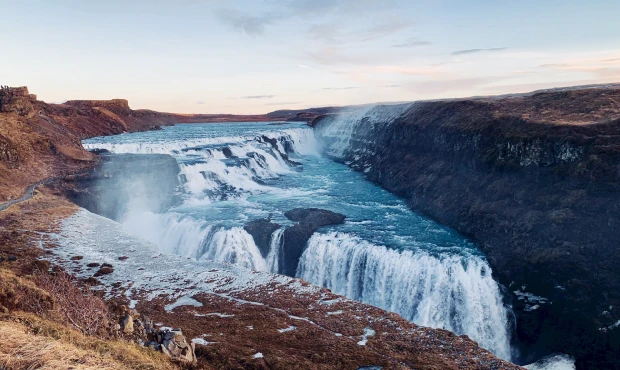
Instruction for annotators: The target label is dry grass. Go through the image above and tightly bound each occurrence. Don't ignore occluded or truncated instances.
[1,321,129,370]
[1,313,179,370]
[34,271,109,336]
[0,268,179,370]
[0,268,52,313]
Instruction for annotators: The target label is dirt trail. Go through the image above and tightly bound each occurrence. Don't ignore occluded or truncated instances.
[0,179,54,212]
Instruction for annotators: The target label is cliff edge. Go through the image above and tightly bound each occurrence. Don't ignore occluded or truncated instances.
[313,84,620,369]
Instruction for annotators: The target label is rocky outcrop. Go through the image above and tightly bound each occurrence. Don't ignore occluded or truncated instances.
[243,208,345,276]
[243,218,281,257]
[0,86,37,117]
[158,329,196,363]
[281,209,345,276]
[313,85,620,369]
[284,208,346,226]
[112,307,196,363]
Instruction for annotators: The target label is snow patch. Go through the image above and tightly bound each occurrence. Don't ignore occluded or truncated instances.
[204,313,235,318]
[357,327,376,346]
[278,326,296,333]
[327,310,344,316]
[165,295,203,312]
[192,338,215,346]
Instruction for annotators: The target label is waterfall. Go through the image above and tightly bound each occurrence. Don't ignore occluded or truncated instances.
[266,228,284,273]
[315,104,411,158]
[83,127,317,156]
[84,122,515,360]
[121,211,268,271]
[297,232,512,360]
[85,127,319,273]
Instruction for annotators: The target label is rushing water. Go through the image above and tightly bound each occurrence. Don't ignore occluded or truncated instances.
[83,121,512,360]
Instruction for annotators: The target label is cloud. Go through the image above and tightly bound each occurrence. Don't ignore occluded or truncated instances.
[378,84,401,88]
[391,38,431,48]
[361,19,415,41]
[215,9,278,36]
[265,101,302,106]
[451,47,507,56]
[321,87,360,90]
[297,64,311,68]
[286,0,340,16]
[373,65,443,76]
[404,77,500,95]
[538,63,571,69]
[196,100,206,104]
[231,95,276,99]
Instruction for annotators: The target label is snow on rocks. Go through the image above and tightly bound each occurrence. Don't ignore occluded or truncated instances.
[357,327,376,346]
[277,326,296,333]
[165,295,203,312]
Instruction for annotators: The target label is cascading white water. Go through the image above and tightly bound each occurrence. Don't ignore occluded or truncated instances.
[95,127,318,272]
[266,228,284,273]
[122,210,268,271]
[84,122,514,360]
[297,233,512,360]
[310,107,516,360]
[316,104,411,158]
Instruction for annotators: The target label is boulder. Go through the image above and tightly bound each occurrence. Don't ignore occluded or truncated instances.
[121,314,134,334]
[222,147,234,158]
[160,329,196,363]
[94,265,114,277]
[284,208,345,227]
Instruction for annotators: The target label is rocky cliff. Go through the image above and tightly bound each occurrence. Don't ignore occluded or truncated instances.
[313,85,620,369]
[0,86,185,202]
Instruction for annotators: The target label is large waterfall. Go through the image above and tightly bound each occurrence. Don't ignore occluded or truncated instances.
[82,121,513,361]
[298,232,511,359]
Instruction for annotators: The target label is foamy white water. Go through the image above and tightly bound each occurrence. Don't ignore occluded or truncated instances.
[525,354,576,370]
[297,232,511,360]
[83,121,514,360]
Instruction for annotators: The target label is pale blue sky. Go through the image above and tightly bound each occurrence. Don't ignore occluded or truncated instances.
[2,0,619,113]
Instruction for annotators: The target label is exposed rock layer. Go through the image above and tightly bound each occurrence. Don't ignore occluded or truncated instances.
[313,85,620,369]
[243,208,346,276]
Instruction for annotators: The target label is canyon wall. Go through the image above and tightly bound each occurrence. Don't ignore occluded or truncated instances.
[313,86,620,369]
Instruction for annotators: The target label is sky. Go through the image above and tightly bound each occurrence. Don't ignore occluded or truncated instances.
[2,0,620,114]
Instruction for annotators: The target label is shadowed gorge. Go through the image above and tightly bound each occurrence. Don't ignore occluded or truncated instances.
[313,85,620,368]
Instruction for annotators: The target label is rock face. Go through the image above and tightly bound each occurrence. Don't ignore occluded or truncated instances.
[243,218,281,258]
[313,85,620,369]
[244,208,346,276]
[281,208,345,276]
